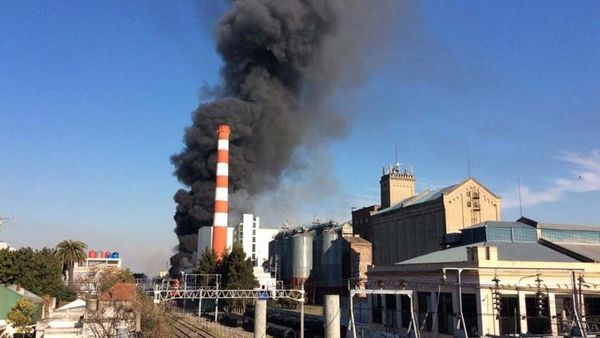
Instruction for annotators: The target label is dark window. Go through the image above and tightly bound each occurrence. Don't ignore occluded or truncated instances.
[400,295,411,328]
[499,296,521,336]
[438,293,454,335]
[385,295,397,328]
[585,297,600,323]
[372,295,382,324]
[461,294,478,336]
[417,292,432,331]
[525,295,551,334]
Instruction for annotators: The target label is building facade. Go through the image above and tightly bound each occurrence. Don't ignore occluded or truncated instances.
[232,214,278,267]
[360,163,501,266]
[362,220,600,337]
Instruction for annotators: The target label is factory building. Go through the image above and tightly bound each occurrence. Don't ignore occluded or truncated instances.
[362,218,600,337]
[269,221,372,304]
[352,162,501,266]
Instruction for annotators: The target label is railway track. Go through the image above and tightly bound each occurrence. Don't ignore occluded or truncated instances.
[169,314,219,338]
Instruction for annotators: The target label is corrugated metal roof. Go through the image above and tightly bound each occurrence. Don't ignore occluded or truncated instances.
[538,223,600,232]
[395,241,579,265]
[462,221,533,230]
[375,185,457,215]
[548,243,600,262]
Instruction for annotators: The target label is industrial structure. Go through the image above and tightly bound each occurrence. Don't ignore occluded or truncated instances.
[352,162,501,266]
[212,124,231,259]
[361,218,600,337]
[269,221,372,305]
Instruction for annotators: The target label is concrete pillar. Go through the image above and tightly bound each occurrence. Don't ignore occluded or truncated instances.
[548,292,558,336]
[518,292,528,334]
[254,299,267,338]
[325,294,341,338]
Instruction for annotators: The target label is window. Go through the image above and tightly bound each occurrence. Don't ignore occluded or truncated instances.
[462,294,478,336]
[438,293,454,335]
[385,295,397,328]
[372,295,382,324]
[400,295,411,328]
[417,292,432,331]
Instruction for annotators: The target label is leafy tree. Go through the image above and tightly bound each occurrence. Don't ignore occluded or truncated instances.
[55,240,87,286]
[7,298,35,333]
[0,247,76,303]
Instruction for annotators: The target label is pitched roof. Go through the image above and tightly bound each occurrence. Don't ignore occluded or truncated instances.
[375,177,500,215]
[396,241,578,265]
[99,283,137,302]
[462,221,532,230]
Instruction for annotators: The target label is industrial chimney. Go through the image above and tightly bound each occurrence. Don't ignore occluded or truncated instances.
[212,125,230,259]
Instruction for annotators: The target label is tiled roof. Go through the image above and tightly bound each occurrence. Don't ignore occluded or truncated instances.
[99,283,137,302]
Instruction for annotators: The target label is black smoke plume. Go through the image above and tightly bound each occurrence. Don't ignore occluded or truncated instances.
[170,0,398,274]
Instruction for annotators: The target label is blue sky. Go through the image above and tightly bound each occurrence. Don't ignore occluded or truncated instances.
[1,1,599,275]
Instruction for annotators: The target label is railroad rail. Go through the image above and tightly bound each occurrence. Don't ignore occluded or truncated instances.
[168,315,218,338]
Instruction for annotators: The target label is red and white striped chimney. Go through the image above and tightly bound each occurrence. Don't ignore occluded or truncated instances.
[212,125,230,259]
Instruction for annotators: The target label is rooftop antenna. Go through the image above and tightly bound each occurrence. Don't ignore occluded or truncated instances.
[467,146,471,177]
[395,142,398,165]
[517,177,523,217]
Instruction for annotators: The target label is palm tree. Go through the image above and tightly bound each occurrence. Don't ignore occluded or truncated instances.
[55,240,87,286]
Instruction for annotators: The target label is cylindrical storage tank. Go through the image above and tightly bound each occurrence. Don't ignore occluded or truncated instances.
[321,228,339,287]
[291,232,313,285]
[312,228,323,281]
[282,235,292,282]
[96,251,103,258]
[111,252,119,259]
[104,251,111,258]
[88,250,97,258]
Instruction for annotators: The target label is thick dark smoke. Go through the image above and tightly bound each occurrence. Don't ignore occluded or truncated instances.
[170,0,399,274]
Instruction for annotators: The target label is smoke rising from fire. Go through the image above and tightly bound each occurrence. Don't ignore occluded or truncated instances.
[170,0,400,273]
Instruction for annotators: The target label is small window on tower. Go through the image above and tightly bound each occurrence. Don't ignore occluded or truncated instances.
[467,191,471,197]
[467,201,471,207]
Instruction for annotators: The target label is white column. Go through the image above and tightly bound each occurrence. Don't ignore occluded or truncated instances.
[325,295,341,338]
[519,292,528,334]
[548,292,557,336]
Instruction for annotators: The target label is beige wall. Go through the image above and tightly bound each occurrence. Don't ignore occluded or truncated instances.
[443,179,501,233]
[372,178,501,266]
[380,174,415,209]
[372,202,445,266]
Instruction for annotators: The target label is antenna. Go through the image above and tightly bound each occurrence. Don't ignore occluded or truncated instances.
[467,146,471,177]
[395,142,398,164]
[517,177,523,217]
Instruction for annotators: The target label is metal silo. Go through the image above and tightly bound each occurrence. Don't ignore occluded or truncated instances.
[291,231,313,285]
[321,227,340,287]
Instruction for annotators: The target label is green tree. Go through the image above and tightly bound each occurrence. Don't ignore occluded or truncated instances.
[195,247,218,275]
[220,243,258,312]
[221,243,258,289]
[55,240,87,286]
[7,298,35,333]
[0,247,76,303]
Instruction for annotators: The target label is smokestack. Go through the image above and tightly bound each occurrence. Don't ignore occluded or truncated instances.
[212,124,230,258]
